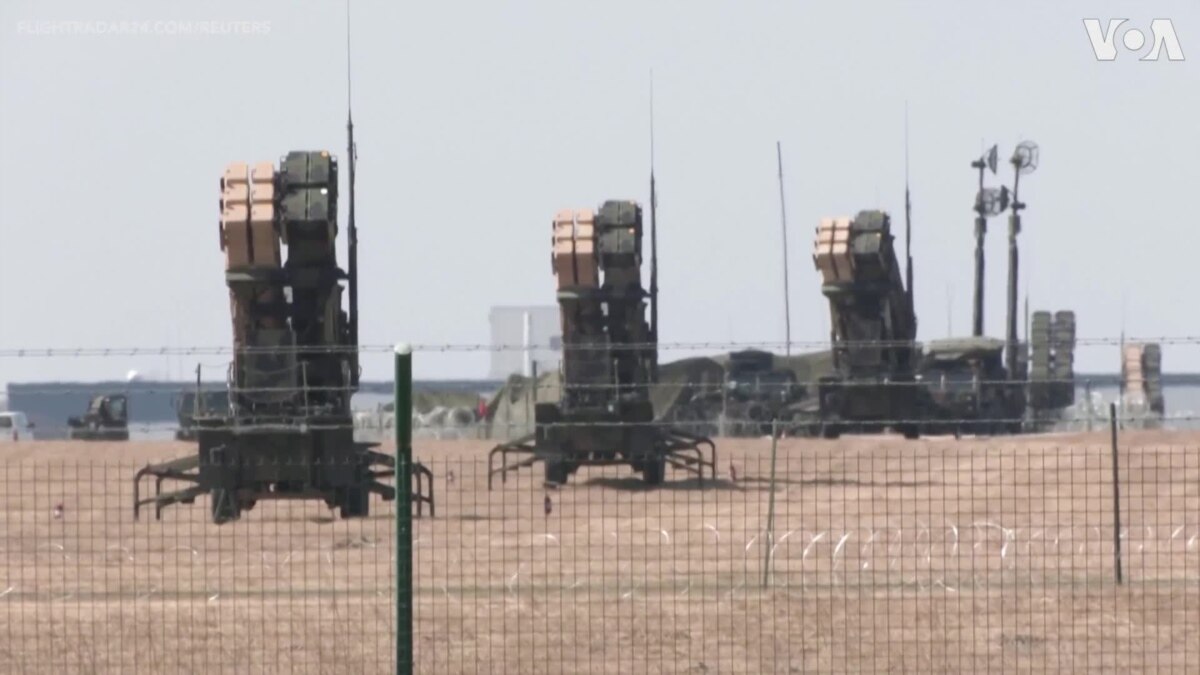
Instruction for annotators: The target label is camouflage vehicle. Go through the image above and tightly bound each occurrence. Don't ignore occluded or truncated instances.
[673,349,809,436]
[135,143,433,523]
[722,350,807,435]
[488,200,714,487]
[67,394,130,441]
[811,210,926,438]
[919,337,1022,435]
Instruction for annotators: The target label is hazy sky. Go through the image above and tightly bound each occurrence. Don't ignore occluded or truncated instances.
[1,0,1197,383]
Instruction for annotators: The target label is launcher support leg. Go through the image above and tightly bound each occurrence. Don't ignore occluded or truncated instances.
[487,434,537,490]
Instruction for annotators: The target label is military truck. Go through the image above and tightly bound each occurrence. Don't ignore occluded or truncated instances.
[811,211,925,438]
[692,349,807,436]
[67,394,130,441]
[488,200,714,487]
[919,337,1024,435]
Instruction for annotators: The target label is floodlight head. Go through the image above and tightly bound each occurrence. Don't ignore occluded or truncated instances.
[1012,140,1039,175]
[975,186,1009,217]
[986,144,999,174]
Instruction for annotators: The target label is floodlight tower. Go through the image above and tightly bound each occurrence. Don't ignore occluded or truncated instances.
[970,145,1008,337]
[1006,141,1039,378]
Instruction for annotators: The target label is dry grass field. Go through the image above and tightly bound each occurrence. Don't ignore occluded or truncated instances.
[1,431,1198,673]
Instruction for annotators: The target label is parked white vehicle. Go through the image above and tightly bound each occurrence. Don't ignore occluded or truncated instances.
[0,412,35,441]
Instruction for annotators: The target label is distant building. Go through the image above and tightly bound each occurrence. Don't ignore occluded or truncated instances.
[488,306,561,379]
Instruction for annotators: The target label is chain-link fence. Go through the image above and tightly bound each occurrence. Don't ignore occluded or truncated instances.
[0,460,396,673]
[2,337,1198,672]
[1,436,1197,673]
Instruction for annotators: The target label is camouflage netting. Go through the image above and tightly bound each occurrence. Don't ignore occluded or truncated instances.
[483,350,834,440]
[484,371,561,440]
[649,356,727,420]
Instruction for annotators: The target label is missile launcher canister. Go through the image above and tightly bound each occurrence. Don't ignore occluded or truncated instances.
[488,200,714,488]
[135,151,433,523]
[1123,343,1165,423]
[811,210,924,437]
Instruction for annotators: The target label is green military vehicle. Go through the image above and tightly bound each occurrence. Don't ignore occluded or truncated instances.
[67,394,130,441]
[919,337,1023,436]
[716,349,808,436]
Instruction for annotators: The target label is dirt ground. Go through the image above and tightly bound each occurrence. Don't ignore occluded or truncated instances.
[1,431,1198,673]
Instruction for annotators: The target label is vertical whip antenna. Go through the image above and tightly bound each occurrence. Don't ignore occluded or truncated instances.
[649,70,659,362]
[904,102,913,306]
[345,0,359,380]
[776,141,791,357]
[345,0,353,116]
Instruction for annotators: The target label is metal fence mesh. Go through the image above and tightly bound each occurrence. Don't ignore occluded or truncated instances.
[1,460,396,673]
[2,436,1197,673]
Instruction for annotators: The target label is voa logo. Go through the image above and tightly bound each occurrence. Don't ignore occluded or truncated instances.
[1083,19,1185,61]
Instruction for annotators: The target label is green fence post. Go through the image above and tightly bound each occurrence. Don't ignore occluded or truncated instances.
[394,343,414,674]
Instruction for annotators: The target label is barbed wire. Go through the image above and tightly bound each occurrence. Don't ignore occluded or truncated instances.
[10,412,1193,436]
[0,335,1190,358]
[0,375,1139,396]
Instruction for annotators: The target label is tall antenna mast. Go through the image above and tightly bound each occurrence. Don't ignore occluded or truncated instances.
[904,103,914,320]
[345,0,360,383]
[776,141,792,357]
[649,71,659,365]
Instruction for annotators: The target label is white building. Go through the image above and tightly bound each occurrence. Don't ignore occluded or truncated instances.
[488,306,561,379]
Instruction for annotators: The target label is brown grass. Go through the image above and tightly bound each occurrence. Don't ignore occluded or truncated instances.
[1,431,1198,673]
